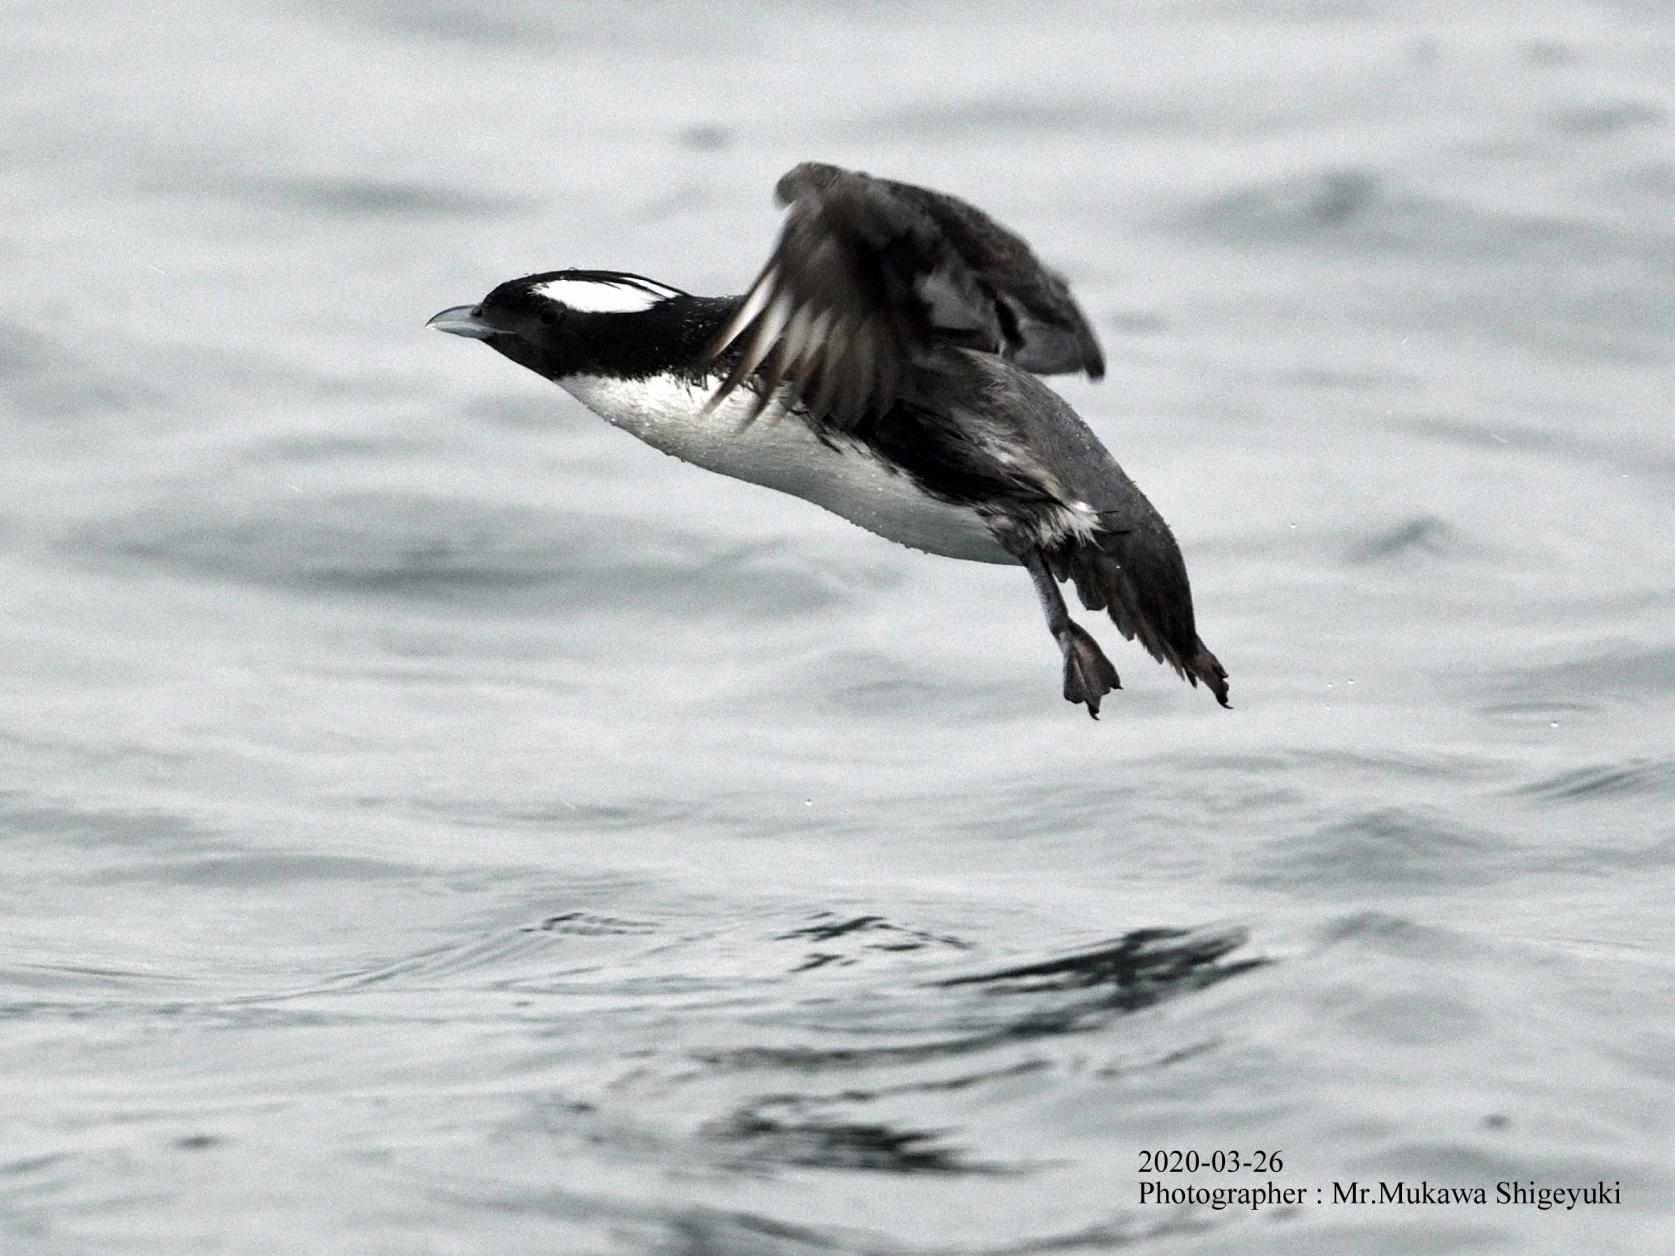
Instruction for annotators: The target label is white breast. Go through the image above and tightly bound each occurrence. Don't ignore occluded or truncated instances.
[558,373,1013,565]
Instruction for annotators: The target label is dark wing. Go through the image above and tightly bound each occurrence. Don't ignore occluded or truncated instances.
[703,162,1105,430]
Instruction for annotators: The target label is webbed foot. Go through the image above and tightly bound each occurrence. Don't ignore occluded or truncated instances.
[1061,622,1121,718]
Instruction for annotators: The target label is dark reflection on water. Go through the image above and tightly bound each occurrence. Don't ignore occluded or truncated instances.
[710,1110,997,1175]
[939,927,1259,1004]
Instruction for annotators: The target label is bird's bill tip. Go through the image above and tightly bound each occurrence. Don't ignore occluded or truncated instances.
[426,305,497,339]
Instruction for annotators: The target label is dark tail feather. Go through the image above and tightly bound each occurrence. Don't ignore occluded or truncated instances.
[1189,642,1232,709]
[1063,537,1231,709]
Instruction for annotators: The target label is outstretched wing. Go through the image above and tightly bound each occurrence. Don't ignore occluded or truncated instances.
[703,162,1105,430]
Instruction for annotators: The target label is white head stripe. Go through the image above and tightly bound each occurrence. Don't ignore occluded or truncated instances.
[531,277,677,314]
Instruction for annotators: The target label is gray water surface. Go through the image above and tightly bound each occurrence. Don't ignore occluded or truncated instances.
[4,2,1673,1252]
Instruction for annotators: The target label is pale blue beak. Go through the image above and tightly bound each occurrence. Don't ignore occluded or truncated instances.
[426,305,497,339]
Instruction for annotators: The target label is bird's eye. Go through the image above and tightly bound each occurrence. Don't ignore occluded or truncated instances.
[539,309,558,326]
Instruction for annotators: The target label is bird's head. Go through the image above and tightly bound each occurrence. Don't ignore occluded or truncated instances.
[427,270,686,378]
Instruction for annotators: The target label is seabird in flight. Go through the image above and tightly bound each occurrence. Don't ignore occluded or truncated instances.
[429,162,1229,717]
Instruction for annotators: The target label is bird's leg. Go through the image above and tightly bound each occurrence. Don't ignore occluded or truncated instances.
[1022,549,1121,718]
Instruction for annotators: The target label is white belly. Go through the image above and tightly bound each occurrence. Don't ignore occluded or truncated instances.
[559,373,1013,564]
